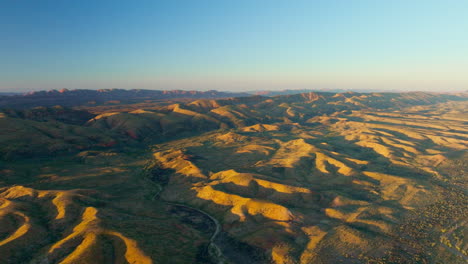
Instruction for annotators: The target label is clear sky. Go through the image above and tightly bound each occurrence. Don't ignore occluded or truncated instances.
[1,0,467,92]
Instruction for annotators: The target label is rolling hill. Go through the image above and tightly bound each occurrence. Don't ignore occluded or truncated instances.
[0,91,466,264]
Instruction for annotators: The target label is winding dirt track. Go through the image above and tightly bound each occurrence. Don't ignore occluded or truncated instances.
[167,203,226,263]
[151,183,227,263]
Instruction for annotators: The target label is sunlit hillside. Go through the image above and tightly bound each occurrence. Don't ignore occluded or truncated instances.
[0,92,467,264]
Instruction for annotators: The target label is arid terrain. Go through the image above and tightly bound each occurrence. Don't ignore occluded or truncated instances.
[0,90,466,264]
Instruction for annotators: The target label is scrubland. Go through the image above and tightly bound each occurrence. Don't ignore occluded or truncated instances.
[0,92,466,263]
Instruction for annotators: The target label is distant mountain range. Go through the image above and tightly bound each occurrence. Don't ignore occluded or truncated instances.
[2,88,466,110]
[250,89,347,96]
[247,88,462,96]
[0,89,250,109]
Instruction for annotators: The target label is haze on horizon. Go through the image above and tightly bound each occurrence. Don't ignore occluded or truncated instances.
[1,0,467,93]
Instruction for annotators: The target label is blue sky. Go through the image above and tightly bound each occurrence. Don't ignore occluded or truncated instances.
[1,0,467,92]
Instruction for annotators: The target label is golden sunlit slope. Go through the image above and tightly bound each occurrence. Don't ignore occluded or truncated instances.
[87,104,225,141]
[0,187,149,264]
